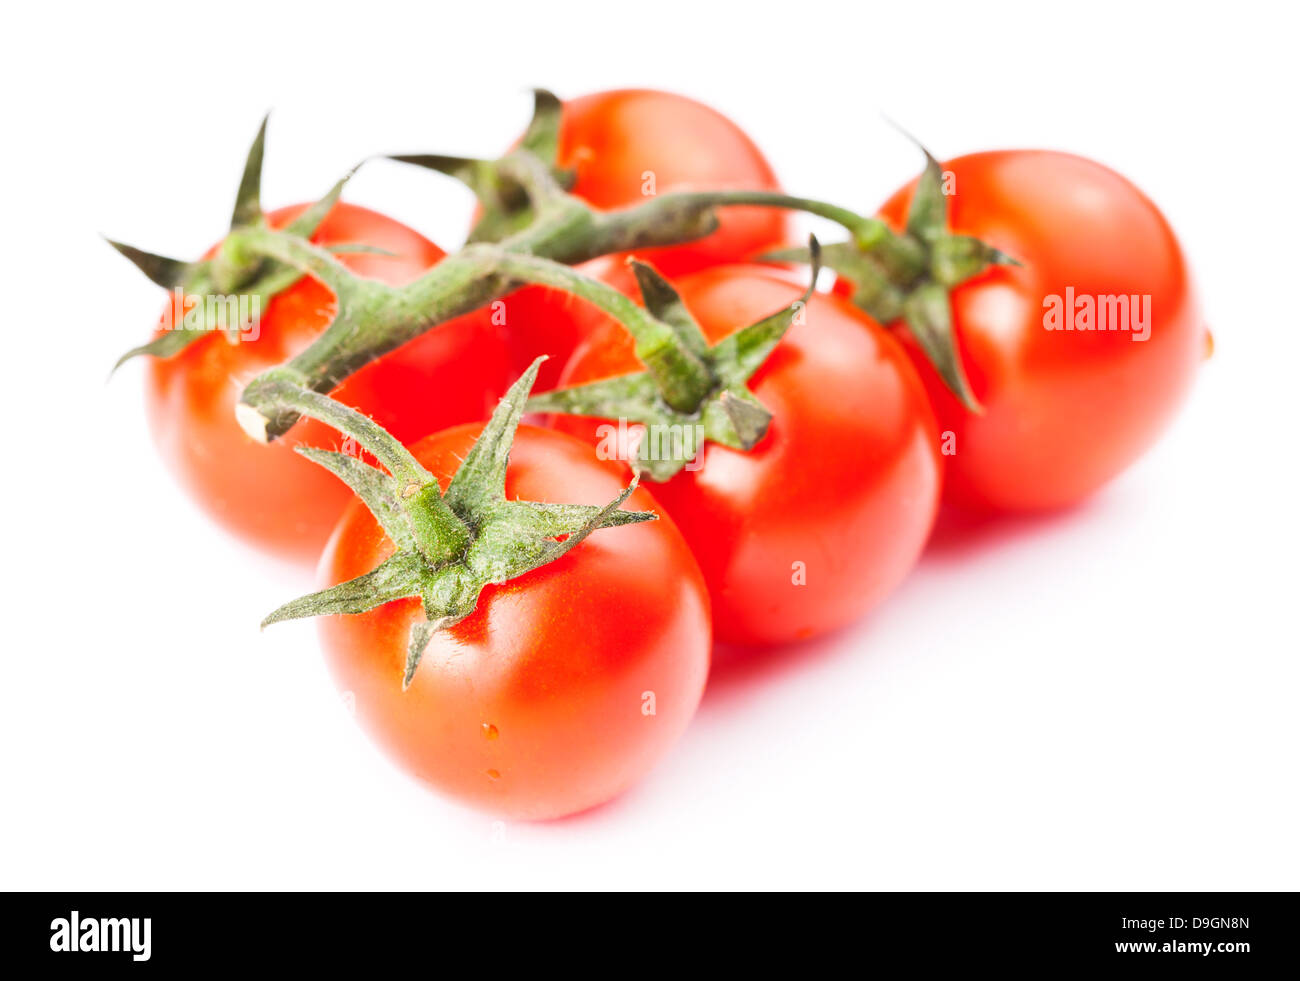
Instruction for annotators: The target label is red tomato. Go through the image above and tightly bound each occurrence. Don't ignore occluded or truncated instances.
[144,202,509,564]
[877,151,1207,511]
[551,266,943,647]
[498,89,791,390]
[317,424,710,820]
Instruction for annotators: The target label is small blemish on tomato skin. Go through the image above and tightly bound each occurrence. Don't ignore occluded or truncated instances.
[482,723,499,740]
[486,769,501,780]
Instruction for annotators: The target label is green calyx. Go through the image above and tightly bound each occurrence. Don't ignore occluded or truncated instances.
[525,238,823,482]
[108,115,368,372]
[764,144,1018,411]
[390,89,578,244]
[259,358,654,688]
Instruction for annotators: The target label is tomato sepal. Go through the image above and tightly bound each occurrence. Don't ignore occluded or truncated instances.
[760,146,1016,411]
[390,90,577,245]
[109,117,359,372]
[259,359,654,688]
[901,280,981,413]
[526,241,821,480]
[228,114,269,230]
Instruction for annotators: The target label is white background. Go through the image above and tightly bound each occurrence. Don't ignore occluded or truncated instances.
[1,1,1296,890]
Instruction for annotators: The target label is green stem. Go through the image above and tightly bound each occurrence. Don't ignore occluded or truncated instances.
[236,378,425,481]
[238,185,908,440]
[233,224,359,298]
[656,190,924,279]
[674,190,881,241]
[235,379,472,559]
[496,149,568,206]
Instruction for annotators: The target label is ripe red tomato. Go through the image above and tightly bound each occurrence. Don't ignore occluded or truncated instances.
[550,265,943,647]
[144,202,508,564]
[317,424,710,820]
[877,151,1207,511]
[498,89,791,390]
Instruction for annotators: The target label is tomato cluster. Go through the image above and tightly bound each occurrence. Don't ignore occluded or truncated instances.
[120,90,1205,819]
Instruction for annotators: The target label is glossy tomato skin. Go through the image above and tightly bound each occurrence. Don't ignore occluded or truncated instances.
[144,202,509,565]
[877,151,1206,512]
[552,266,943,647]
[499,89,791,390]
[317,425,710,820]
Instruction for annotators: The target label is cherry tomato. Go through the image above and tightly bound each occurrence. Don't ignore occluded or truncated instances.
[877,151,1207,511]
[317,424,710,820]
[551,266,943,647]
[498,89,791,390]
[144,202,509,564]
